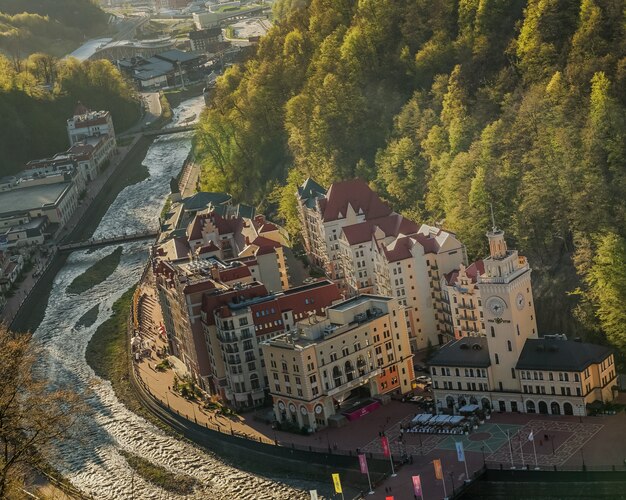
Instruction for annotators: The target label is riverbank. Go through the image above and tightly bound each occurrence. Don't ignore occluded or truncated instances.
[83,283,347,496]
[11,137,153,333]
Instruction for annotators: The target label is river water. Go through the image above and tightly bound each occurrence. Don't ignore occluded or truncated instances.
[33,97,316,499]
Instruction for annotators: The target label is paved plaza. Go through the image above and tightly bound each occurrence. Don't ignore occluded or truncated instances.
[132,285,626,499]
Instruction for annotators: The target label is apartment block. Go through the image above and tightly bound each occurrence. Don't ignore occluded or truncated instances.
[261,295,414,432]
[297,178,466,351]
[207,280,342,409]
[429,227,617,416]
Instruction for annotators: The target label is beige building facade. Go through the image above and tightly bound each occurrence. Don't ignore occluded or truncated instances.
[297,178,467,352]
[261,295,414,431]
[430,228,617,416]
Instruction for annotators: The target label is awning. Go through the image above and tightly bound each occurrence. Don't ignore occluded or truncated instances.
[459,404,480,413]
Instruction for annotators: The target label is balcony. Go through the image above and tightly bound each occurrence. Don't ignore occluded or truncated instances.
[459,312,477,322]
[217,333,239,343]
[326,368,381,397]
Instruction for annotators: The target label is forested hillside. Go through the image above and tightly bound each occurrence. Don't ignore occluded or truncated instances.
[0,0,109,56]
[0,54,139,175]
[194,0,626,360]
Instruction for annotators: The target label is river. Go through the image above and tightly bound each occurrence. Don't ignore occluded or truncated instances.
[33,97,315,499]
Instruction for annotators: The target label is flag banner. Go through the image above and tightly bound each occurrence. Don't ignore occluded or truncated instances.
[433,458,443,480]
[332,473,342,494]
[412,475,423,498]
[528,431,534,441]
[358,453,369,474]
[385,497,394,500]
[455,441,465,462]
[381,436,390,457]
[309,490,318,500]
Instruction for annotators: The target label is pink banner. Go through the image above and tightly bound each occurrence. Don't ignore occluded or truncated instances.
[343,400,381,421]
[412,475,423,499]
[381,436,390,457]
[358,453,368,474]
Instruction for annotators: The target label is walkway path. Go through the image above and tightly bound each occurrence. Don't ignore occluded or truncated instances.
[133,282,626,499]
[2,136,142,325]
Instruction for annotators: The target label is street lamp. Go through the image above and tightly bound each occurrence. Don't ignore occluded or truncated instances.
[481,446,486,467]
[449,471,455,495]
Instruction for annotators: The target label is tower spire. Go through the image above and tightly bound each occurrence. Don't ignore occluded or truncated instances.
[490,203,497,232]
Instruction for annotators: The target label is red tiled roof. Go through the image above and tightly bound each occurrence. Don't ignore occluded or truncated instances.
[466,260,485,281]
[413,232,440,254]
[247,236,281,256]
[212,212,243,235]
[445,260,484,286]
[382,235,414,262]
[197,241,219,254]
[342,213,419,245]
[320,179,392,222]
[251,280,341,335]
[201,282,269,325]
[259,222,278,233]
[218,264,252,283]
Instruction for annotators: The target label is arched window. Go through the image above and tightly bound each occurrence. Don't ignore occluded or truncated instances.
[250,373,260,390]
[563,402,573,415]
[526,400,536,413]
[551,402,561,415]
[538,401,548,414]
[446,396,454,409]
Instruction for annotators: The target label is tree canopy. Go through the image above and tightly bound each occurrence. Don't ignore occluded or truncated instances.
[195,0,626,354]
[0,53,139,176]
[0,326,85,497]
[0,0,108,57]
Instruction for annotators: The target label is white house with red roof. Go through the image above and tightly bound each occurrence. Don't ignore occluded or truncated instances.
[67,102,116,146]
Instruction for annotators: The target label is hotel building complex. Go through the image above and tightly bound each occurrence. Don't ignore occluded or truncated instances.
[296,178,466,351]
[261,295,414,430]
[429,225,616,416]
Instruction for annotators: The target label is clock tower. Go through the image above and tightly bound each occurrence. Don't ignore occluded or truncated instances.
[480,224,538,391]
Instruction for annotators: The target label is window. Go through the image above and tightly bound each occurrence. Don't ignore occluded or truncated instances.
[507,340,512,352]
[490,326,495,337]
[511,368,516,379]
[495,353,499,364]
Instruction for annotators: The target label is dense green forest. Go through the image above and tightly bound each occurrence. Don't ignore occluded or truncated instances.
[0,0,108,56]
[0,53,139,175]
[194,0,626,359]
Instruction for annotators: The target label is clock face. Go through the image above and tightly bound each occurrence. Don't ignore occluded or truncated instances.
[300,405,307,415]
[289,403,297,413]
[314,404,323,415]
[277,401,285,411]
[516,292,525,310]
[487,296,507,317]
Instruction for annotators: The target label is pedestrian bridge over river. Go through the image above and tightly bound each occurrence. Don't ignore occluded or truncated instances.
[143,124,197,137]
[58,231,158,253]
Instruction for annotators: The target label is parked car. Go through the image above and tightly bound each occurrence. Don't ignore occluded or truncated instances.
[414,364,428,373]
[409,395,424,404]
[416,376,431,383]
